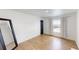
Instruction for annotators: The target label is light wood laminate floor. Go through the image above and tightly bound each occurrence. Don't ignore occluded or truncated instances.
[16,35,78,50]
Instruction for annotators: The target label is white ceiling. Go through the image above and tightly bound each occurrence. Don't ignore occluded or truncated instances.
[12,9,77,17]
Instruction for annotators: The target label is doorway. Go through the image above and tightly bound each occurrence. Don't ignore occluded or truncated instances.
[40,20,44,35]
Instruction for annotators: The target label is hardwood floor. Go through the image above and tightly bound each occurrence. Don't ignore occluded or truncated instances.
[16,35,78,50]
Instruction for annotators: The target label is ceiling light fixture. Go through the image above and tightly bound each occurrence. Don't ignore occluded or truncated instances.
[45,10,49,13]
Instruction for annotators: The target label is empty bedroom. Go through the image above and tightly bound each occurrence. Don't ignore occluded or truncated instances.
[0,9,79,50]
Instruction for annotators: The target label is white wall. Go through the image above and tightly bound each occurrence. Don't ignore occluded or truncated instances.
[0,10,40,44]
[43,17,52,35]
[63,13,77,41]
[76,11,79,48]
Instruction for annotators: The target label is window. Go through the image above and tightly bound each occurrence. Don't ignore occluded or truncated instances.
[53,19,61,33]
